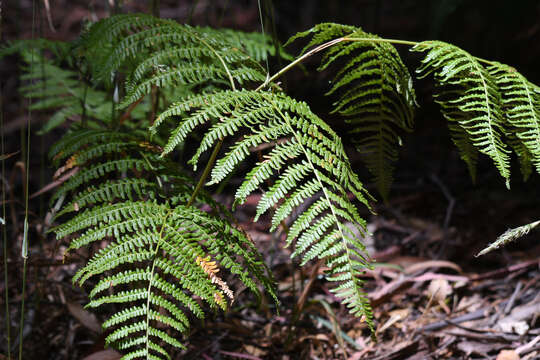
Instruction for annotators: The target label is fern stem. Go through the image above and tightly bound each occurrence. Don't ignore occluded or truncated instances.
[185,29,236,205]
[187,140,223,207]
[144,208,172,359]
[257,37,345,90]
[259,36,497,90]
[19,2,36,358]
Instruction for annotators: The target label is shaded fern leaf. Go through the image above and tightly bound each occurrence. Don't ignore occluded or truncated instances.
[77,14,276,106]
[412,41,511,187]
[286,23,417,200]
[153,89,375,329]
[12,48,114,133]
[51,129,276,359]
[488,62,540,177]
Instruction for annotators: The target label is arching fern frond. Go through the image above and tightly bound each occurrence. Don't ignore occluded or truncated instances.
[153,89,375,329]
[51,128,276,359]
[488,62,540,175]
[412,41,512,186]
[286,23,417,200]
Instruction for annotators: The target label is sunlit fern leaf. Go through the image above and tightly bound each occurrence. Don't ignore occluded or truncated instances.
[508,136,534,181]
[448,123,479,182]
[286,23,417,200]
[51,128,276,359]
[412,41,511,187]
[488,62,540,175]
[153,89,375,330]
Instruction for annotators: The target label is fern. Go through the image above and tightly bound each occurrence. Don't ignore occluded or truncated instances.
[412,41,512,185]
[10,11,540,359]
[76,14,279,106]
[152,89,375,328]
[286,23,417,200]
[51,128,276,359]
[488,62,540,175]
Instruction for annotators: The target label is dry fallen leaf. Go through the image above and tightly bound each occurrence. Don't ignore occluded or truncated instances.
[427,278,452,303]
[378,308,410,333]
[496,349,520,360]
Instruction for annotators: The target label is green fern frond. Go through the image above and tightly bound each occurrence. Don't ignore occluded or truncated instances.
[77,14,277,107]
[10,48,116,133]
[287,23,417,200]
[51,128,276,359]
[413,41,512,187]
[488,62,540,175]
[154,89,375,329]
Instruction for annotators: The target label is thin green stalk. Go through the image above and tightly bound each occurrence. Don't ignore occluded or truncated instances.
[151,0,160,17]
[1,7,11,356]
[187,0,198,25]
[186,140,222,207]
[19,1,35,358]
[184,30,236,205]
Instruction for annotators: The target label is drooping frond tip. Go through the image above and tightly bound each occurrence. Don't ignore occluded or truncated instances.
[413,41,540,187]
[287,23,417,200]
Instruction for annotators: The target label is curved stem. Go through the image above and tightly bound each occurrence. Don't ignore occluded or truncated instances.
[187,32,498,205]
[258,36,497,90]
[184,29,235,205]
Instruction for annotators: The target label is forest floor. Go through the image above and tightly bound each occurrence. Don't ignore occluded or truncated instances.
[1,1,539,359]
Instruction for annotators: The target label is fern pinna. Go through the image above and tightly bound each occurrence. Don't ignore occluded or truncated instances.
[50,128,276,358]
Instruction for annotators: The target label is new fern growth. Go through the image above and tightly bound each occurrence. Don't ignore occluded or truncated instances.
[6,12,540,360]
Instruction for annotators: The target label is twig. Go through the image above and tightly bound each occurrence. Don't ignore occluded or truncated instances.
[30,167,78,198]
[420,308,488,332]
[504,281,523,314]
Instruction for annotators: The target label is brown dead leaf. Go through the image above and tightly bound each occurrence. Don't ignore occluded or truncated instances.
[427,279,452,303]
[243,344,267,357]
[81,349,122,360]
[378,308,410,333]
[67,302,102,333]
[496,350,520,360]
